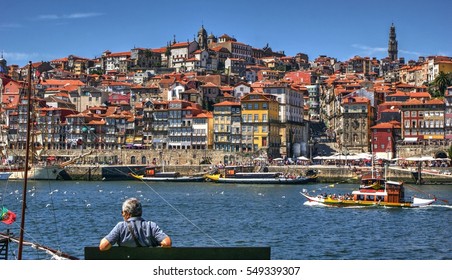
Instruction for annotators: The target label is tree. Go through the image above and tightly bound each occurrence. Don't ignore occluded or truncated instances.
[430,71,452,97]
[165,45,172,67]
[446,145,452,160]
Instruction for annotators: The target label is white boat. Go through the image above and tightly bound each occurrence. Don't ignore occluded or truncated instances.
[0,172,12,180]
[4,165,64,180]
[1,151,92,180]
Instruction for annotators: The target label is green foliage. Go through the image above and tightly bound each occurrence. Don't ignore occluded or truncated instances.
[429,71,452,98]
[448,145,452,160]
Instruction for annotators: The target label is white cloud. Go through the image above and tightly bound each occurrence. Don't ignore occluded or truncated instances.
[353,44,425,58]
[37,12,103,20]
[399,49,422,57]
[351,44,386,55]
[0,23,22,28]
[3,51,54,65]
[37,14,60,20]
[66,13,103,19]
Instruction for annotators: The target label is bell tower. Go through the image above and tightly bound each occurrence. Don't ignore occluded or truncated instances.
[388,23,398,62]
[198,25,208,50]
[0,51,7,74]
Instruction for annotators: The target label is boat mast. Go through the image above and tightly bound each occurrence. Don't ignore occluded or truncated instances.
[18,61,33,260]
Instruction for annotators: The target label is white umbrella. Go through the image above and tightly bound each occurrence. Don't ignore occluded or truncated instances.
[405,156,435,161]
[254,157,267,161]
[297,156,309,161]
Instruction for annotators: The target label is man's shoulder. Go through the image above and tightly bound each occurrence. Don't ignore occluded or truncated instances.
[114,221,127,229]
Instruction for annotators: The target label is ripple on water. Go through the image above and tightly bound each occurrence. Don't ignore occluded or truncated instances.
[1,181,451,259]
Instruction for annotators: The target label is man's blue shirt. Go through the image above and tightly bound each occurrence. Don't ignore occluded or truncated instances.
[104,216,168,247]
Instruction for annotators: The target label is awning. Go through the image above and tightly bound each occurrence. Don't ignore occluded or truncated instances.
[424,135,444,140]
[403,137,418,143]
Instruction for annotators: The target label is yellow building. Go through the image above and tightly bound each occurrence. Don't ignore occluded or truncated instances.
[437,61,452,74]
[240,92,280,158]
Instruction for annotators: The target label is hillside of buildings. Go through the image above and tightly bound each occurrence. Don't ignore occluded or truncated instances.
[1,24,452,164]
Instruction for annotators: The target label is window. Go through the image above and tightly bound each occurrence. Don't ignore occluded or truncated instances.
[254,114,259,122]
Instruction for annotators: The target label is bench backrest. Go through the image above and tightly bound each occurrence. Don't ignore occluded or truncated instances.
[84,246,271,260]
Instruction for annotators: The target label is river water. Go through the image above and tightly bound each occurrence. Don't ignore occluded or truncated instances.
[1,180,451,260]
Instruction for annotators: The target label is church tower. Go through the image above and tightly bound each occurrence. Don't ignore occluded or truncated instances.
[198,25,208,50]
[0,51,7,74]
[388,23,398,62]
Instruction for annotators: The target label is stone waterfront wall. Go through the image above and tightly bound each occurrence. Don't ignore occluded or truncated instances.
[9,148,452,184]
[63,164,451,184]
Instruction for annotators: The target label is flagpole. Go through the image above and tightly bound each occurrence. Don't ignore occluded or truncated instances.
[17,61,33,260]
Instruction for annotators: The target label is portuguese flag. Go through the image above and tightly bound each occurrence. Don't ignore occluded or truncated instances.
[1,206,16,225]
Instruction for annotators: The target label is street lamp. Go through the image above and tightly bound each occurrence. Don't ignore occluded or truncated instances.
[308,137,314,163]
[343,145,349,166]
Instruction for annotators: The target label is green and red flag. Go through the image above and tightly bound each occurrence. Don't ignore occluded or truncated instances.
[1,206,16,225]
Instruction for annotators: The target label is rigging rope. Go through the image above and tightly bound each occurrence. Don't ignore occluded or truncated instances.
[0,180,72,259]
[0,231,78,260]
[404,183,449,204]
[127,168,223,247]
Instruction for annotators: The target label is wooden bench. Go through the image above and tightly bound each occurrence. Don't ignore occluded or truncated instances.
[85,246,271,260]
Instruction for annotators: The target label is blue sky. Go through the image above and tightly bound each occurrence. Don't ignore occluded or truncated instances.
[1,0,451,67]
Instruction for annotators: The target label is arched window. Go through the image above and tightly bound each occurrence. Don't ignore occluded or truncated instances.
[131,156,136,164]
[141,156,147,164]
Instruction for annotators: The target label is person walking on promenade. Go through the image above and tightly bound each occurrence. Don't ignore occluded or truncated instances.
[99,197,172,251]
